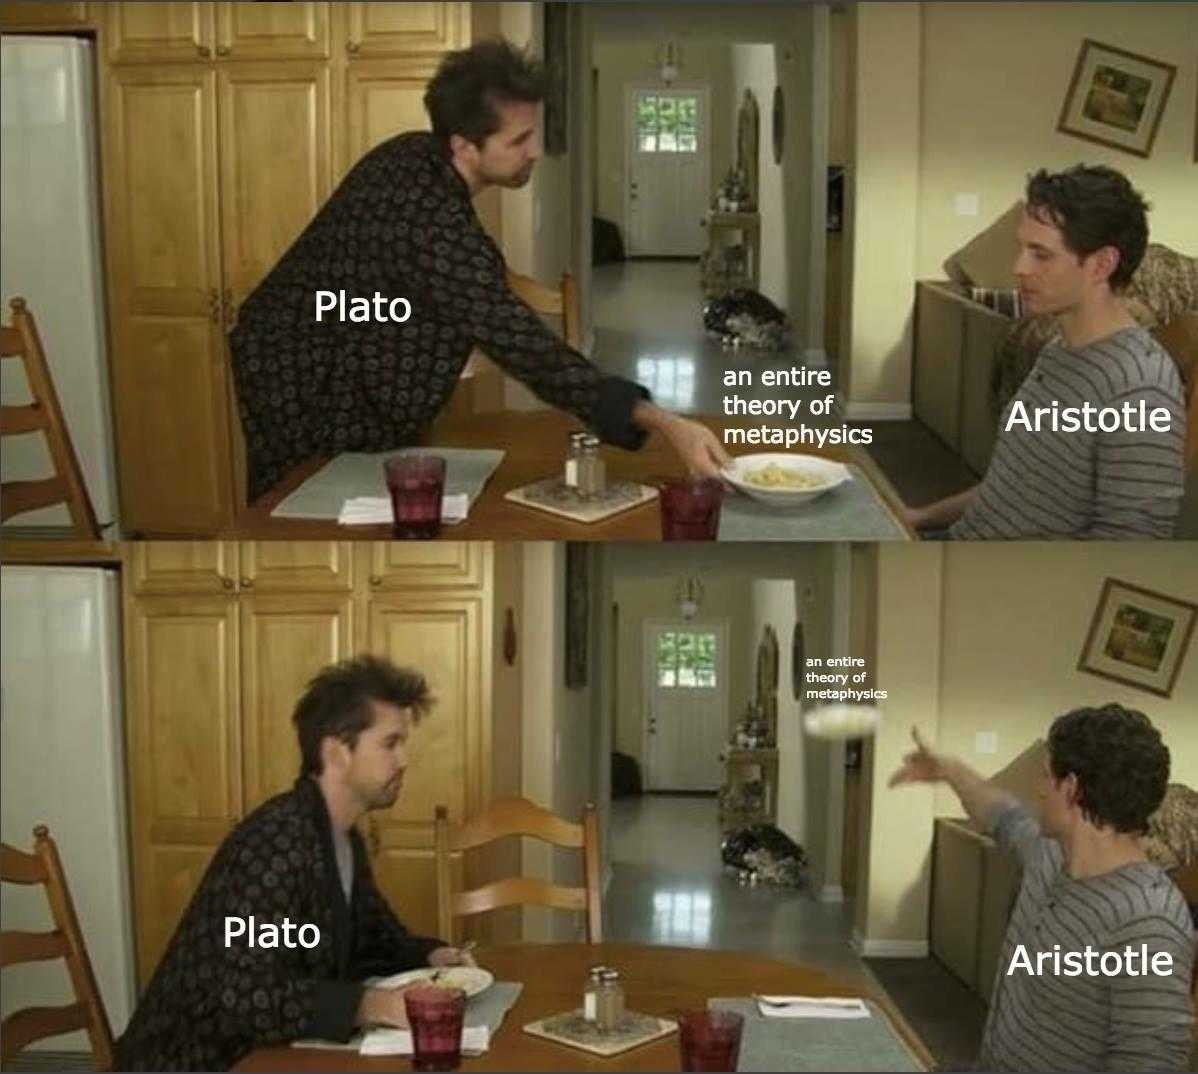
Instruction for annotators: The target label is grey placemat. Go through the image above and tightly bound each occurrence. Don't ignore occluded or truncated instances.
[466,980,523,1032]
[710,998,921,1072]
[270,448,505,520]
[718,467,907,542]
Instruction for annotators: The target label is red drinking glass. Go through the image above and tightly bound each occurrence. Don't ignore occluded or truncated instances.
[660,478,724,541]
[677,1009,744,1072]
[403,985,466,1072]
[384,455,446,540]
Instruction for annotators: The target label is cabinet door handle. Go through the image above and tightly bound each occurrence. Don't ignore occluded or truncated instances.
[216,45,231,58]
[221,576,235,591]
[346,40,361,55]
[197,45,212,59]
[369,575,383,587]
[240,577,253,589]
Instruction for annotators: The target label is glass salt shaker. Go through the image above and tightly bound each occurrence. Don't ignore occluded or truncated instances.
[565,432,586,491]
[583,964,606,1023]
[578,434,606,499]
[597,968,625,1031]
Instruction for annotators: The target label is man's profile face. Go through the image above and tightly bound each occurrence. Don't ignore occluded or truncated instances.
[1012,207,1119,317]
[475,99,542,189]
[343,701,413,812]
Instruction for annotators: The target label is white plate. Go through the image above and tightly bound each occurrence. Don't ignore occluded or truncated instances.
[723,453,850,507]
[371,965,494,998]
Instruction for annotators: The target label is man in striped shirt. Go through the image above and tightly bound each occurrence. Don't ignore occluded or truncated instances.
[891,705,1194,1071]
[907,167,1186,538]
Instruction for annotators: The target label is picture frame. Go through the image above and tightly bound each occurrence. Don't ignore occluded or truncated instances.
[1077,578,1196,698]
[1057,39,1176,158]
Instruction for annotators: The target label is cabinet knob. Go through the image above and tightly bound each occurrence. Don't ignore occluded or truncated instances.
[216,45,231,58]
[346,40,361,55]
[221,576,235,591]
[240,577,253,589]
[197,45,212,59]
[369,575,382,587]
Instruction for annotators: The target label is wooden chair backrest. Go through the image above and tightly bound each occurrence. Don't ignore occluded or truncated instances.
[0,826,115,1070]
[435,797,601,944]
[506,270,581,350]
[0,297,101,537]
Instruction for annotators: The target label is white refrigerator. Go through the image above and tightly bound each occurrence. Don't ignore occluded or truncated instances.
[1,35,120,533]
[1,566,136,1049]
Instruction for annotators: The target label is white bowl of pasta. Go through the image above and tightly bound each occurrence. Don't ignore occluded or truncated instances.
[723,453,851,507]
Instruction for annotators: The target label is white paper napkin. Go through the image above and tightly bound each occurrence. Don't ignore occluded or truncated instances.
[337,494,469,526]
[359,1024,489,1056]
[755,996,871,1019]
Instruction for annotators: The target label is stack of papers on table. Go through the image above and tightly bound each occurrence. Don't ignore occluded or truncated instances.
[291,1025,489,1056]
[756,996,871,1019]
[337,494,469,526]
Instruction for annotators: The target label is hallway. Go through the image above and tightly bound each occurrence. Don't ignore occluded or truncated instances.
[606,794,863,979]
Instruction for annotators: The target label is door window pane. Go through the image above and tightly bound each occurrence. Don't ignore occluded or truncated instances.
[635,94,699,154]
[655,629,717,690]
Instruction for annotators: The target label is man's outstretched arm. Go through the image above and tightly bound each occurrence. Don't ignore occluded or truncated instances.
[888,726,1015,831]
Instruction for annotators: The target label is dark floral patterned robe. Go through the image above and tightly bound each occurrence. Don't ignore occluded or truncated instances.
[230,131,650,502]
[114,778,441,1071]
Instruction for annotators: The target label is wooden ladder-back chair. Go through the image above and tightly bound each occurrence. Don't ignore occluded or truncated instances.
[506,271,581,350]
[435,797,601,944]
[0,826,115,1070]
[0,297,101,538]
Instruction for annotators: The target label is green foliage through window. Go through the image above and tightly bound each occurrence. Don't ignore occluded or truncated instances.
[636,93,699,154]
[656,630,717,688]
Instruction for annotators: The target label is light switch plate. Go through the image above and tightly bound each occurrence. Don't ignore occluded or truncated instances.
[975,731,997,755]
[954,193,980,217]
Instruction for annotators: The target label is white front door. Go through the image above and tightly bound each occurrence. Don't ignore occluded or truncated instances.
[643,620,728,791]
[626,85,710,257]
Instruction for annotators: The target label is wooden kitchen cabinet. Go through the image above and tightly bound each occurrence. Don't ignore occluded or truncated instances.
[124,591,242,981]
[128,541,239,595]
[124,542,520,982]
[102,65,235,535]
[105,2,215,64]
[239,541,354,593]
[343,2,468,60]
[217,62,333,307]
[341,59,436,177]
[0,1,91,28]
[215,2,330,62]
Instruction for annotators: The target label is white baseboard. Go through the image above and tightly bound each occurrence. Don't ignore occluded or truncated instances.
[851,927,928,959]
[835,393,913,422]
[818,884,845,904]
[803,347,828,367]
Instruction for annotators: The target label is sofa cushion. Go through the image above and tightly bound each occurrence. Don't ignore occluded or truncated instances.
[1144,783,1198,871]
[944,202,1023,288]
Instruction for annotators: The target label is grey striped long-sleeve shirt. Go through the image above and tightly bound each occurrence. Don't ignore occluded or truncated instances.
[977,803,1195,1072]
[951,326,1186,539]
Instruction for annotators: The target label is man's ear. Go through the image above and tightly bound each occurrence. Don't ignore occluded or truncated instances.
[448,132,477,162]
[1087,244,1122,288]
[1062,772,1081,809]
[320,734,349,775]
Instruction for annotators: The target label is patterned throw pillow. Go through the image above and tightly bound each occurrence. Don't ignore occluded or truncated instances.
[1143,783,1198,871]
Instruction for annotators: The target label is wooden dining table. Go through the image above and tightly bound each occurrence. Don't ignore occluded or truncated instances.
[234,942,933,1072]
[231,410,915,541]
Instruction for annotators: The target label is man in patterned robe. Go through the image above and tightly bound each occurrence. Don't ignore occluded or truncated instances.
[116,657,471,1071]
[230,39,728,502]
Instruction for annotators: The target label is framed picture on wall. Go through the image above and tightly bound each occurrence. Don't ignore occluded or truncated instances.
[1077,578,1197,698]
[1057,39,1176,158]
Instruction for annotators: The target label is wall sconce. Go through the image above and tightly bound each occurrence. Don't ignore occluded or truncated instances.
[677,576,704,620]
[657,41,680,86]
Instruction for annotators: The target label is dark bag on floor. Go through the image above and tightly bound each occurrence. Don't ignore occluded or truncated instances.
[593,216,626,265]
[611,751,642,798]
[722,823,809,886]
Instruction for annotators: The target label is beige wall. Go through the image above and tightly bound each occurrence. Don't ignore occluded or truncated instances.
[917,2,1198,280]
[842,1,1198,412]
[593,37,733,234]
[730,44,787,308]
[857,543,1198,951]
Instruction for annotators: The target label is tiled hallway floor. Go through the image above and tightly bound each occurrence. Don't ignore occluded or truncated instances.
[606,795,865,981]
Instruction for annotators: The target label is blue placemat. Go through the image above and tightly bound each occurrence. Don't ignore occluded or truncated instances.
[271,448,504,520]
[717,467,908,541]
[709,998,922,1072]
